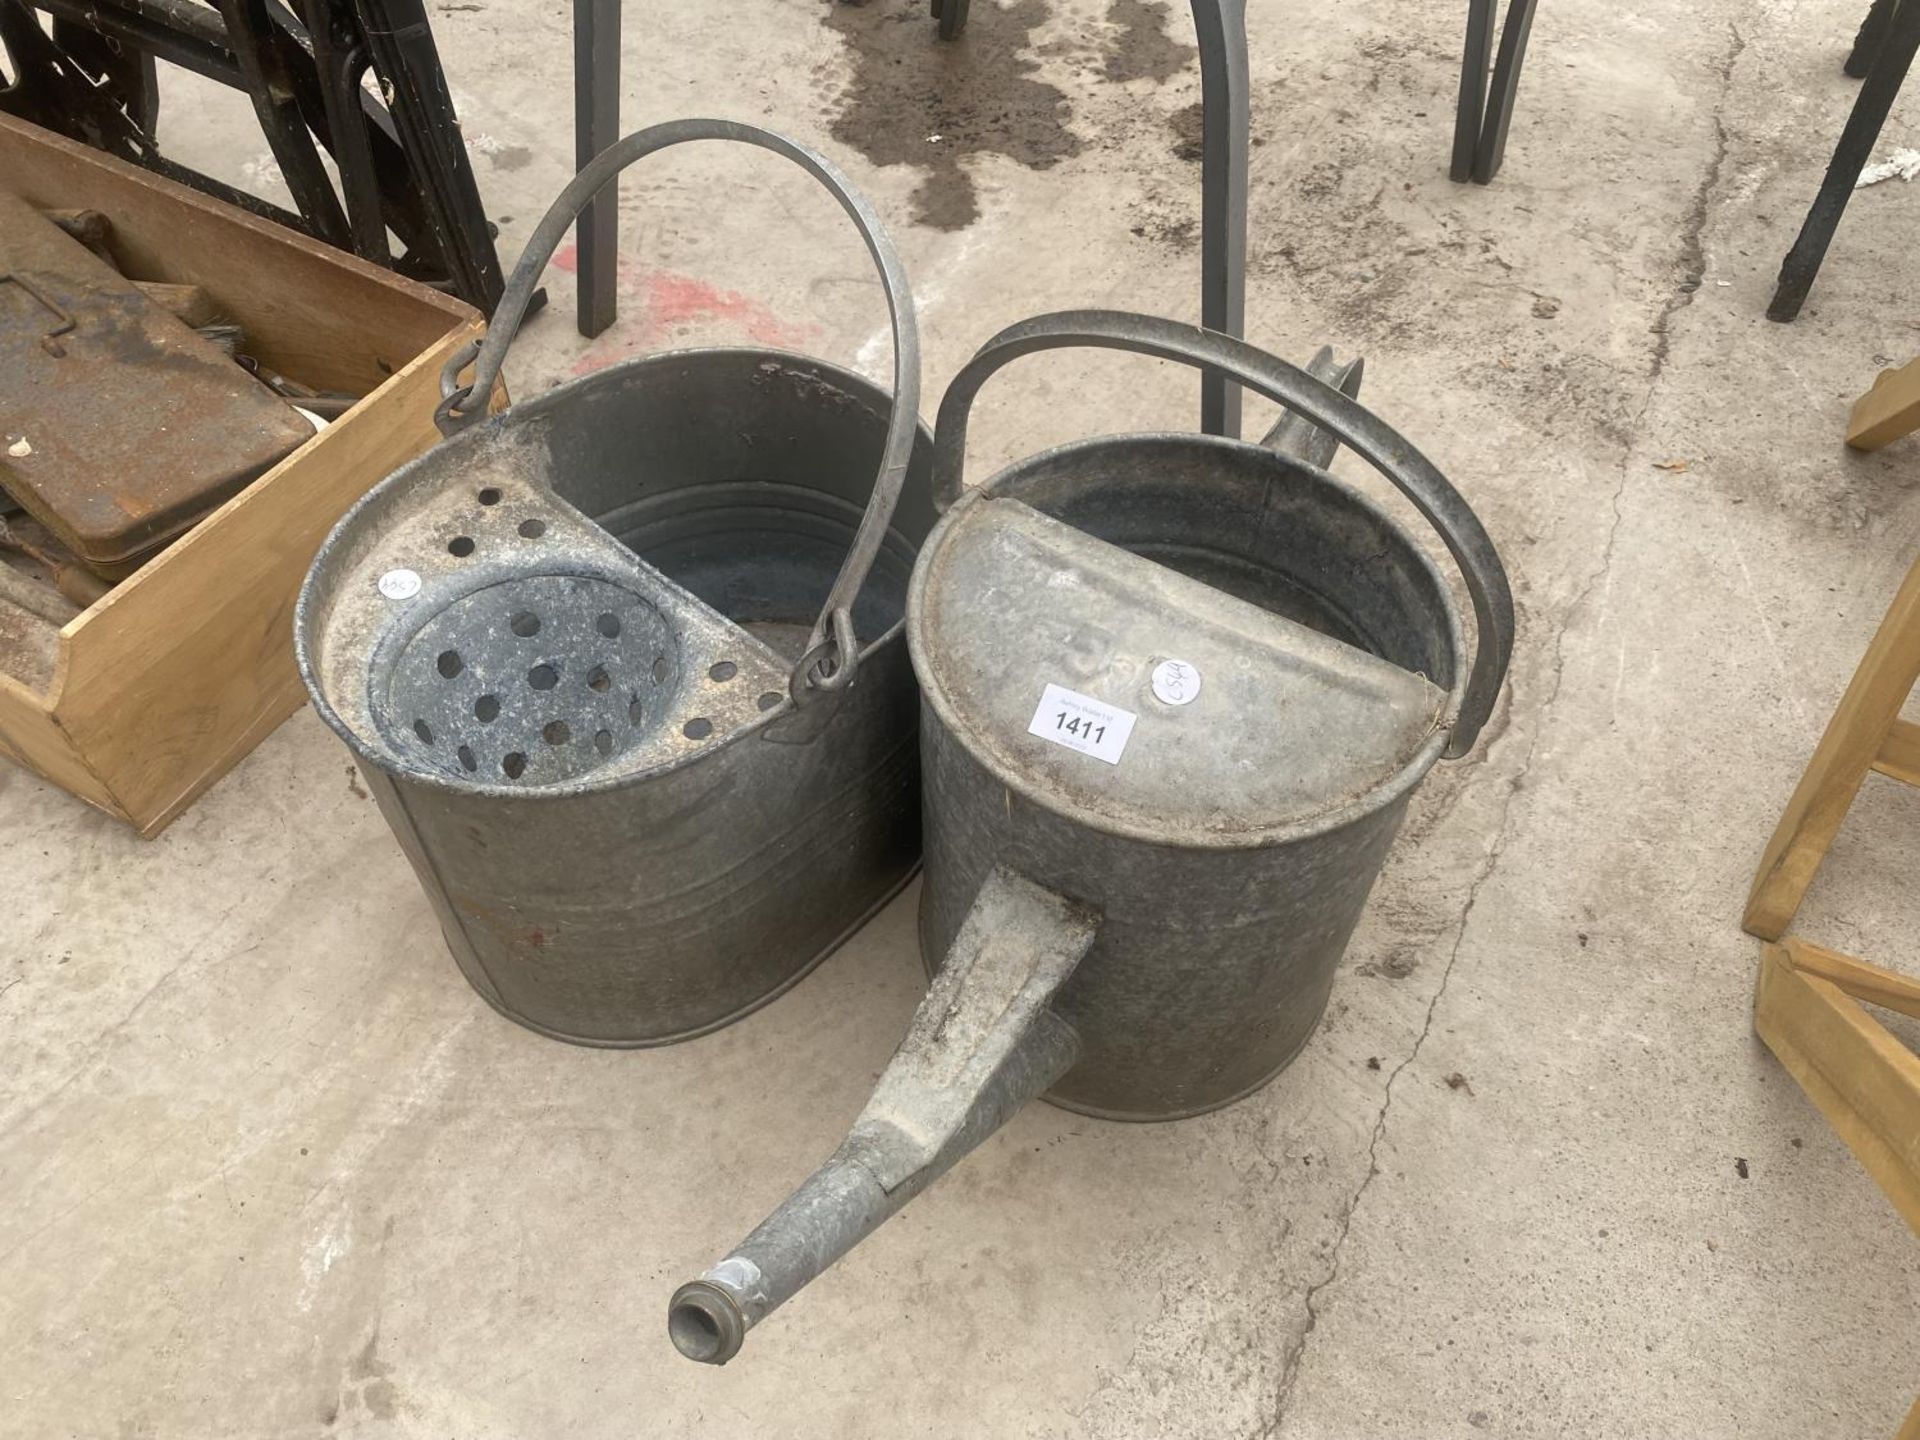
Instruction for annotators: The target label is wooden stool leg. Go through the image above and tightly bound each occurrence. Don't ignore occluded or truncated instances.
[1745,552,1920,938]
[1847,354,1920,451]
[1898,1394,1920,1440]
[1754,942,1920,1234]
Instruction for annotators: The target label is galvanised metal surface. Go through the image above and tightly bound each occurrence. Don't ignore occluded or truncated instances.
[667,867,1093,1366]
[673,312,1514,1362]
[296,119,934,1047]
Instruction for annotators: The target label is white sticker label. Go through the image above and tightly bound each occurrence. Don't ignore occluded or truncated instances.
[1151,658,1202,706]
[377,568,422,600]
[1028,683,1136,765]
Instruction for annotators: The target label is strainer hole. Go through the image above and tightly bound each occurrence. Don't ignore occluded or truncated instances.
[758,691,783,712]
[518,518,546,539]
[652,654,669,684]
[683,718,713,741]
[709,660,737,682]
[436,649,463,679]
[413,718,434,745]
[528,664,559,691]
[596,612,621,638]
[477,487,502,506]
[628,697,645,726]
[586,665,611,692]
[474,694,500,723]
[448,536,475,557]
[457,744,477,772]
[502,752,527,779]
[509,611,541,638]
[543,719,572,746]
[593,729,613,755]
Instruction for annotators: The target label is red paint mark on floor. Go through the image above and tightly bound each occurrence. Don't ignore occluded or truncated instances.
[549,243,821,375]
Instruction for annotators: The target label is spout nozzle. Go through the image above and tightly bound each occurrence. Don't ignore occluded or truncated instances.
[668,869,1097,1363]
[668,1280,747,1365]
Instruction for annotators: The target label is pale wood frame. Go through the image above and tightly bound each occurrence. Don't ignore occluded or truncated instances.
[1743,550,1920,1438]
[1849,355,1920,453]
[1745,550,1920,940]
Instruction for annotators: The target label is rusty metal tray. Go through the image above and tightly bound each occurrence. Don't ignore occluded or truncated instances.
[0,187,313,577]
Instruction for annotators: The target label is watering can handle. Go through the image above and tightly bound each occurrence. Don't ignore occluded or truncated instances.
[434,118,921,691]
[929,311,1514,758]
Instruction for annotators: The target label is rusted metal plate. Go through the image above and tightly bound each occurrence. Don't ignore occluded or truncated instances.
[0,187,312,577]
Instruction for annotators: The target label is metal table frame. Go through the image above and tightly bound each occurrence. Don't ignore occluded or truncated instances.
[574,0,621,338]
[1452,0,1540,185]
[570,2,1548,419]
[570,0,1252,437]
[0,0,511,309]
[918,0,1246,436]
[1769,0,1920,322]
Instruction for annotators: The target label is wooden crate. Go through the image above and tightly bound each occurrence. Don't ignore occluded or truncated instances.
[0,115,489,836]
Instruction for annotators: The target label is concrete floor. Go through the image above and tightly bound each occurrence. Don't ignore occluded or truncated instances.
[5,0,1920,1434]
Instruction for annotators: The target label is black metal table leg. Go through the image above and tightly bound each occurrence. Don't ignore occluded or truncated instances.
[1453,0,1538,185]
[1769,0,1920,322]
[219,0,352,244]
[353,0,508,310]
[1192,0,1249,438]
[928,0,1250,436]
[1473,0,1538,182]
[1847,0,1902,77]
[932,0,968,41]
[574,0,620,337]
[308,4,390,263]
[1453,0,1496,182]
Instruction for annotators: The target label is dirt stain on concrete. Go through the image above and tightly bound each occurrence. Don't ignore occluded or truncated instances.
[815,0,1083,230]
[325,1327,399,1426]
[1103,0,1192,84]
[1166,98,1204,162]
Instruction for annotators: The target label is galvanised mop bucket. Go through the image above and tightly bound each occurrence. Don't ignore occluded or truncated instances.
[295,120,935,1046]
[671,312,1514,1361]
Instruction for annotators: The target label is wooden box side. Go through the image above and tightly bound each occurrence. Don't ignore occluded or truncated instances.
[0,114,492,834]
[51,327,480,835]
[0,670,126,821]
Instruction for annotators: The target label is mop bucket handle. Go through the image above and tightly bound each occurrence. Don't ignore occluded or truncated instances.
[436,118,922,693]
[929,310,1513,758]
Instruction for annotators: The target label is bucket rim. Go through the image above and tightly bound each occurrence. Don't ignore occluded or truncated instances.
[294,344,924,802]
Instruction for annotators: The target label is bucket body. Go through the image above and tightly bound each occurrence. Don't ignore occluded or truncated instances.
[912,434,1456,1117]
[366,639,918,1045]
[299,350,934,1046]
[300,120,937,1047]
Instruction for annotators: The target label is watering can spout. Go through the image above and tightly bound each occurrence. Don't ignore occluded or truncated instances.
[669,869,1098,1363]
[1259,344,1365,469]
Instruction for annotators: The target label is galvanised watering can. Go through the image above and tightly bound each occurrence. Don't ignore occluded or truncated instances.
[671,312,1513,1361]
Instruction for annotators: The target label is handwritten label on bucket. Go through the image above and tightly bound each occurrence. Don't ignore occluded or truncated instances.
[1029,684,1137,765]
